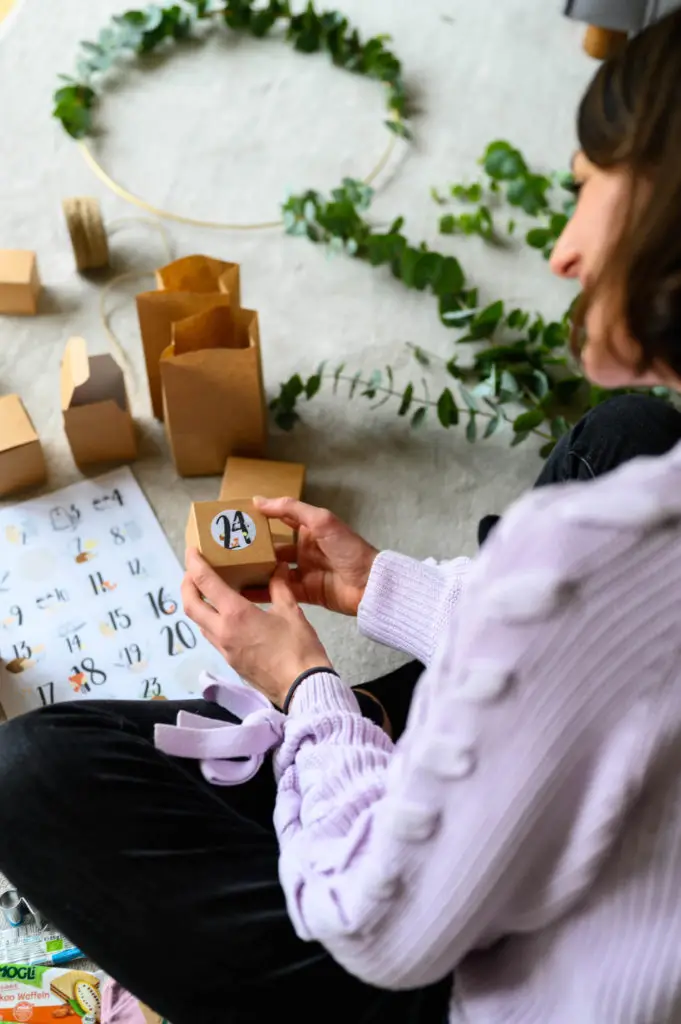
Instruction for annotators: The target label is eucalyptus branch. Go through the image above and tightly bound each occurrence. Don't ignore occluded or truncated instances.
[53,0,410,140]
[269,361,554,446]
[431,141,577,256]
[274,142,672,457]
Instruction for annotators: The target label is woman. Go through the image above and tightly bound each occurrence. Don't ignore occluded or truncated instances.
[3,13,681,1024]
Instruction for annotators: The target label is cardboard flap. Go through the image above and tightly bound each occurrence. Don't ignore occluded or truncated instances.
[0,394,38,453]
[61,338,128,413]
[217,265,241,307]
[156,255,236,295]
[60,336,90,411]
[172,305,243,355]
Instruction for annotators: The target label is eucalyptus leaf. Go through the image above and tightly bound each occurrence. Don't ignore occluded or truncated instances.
[513,408,544,432]
[437,388,459,428]
[398,383,414,416]
[439,214,456,235]
[484,412,502,438]
[361,369,383,398]
[410,346,430,367]
[526,227,551,249]
[332,363,346,394]
[511,430,530,447]
[305,373,322,399]
[348,371,362,398]
[442,308,475,326]
[469,300,504,339]
[411,406,427,428]
[551,416,570,439]
[466,413,477,443]
[459,386,478,412]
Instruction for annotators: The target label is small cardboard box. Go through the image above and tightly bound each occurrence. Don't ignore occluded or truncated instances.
[0,394,46,497]
[186,499,276,592]
[0,250,41,315]
[220,457,306,545]
[160,305,267,477]
[137,255,240,420]
[61,336,137,470]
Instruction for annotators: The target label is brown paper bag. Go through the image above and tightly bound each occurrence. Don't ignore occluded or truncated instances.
[155,254,240,302]
[160,306,267,477]
[137,255,240,421]
[61,336,137,469]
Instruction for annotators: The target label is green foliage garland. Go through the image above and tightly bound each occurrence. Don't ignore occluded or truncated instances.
[271,142,671,457]
[53,1,409,141]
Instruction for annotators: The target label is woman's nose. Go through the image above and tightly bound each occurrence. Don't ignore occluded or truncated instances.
[549,230,581,280]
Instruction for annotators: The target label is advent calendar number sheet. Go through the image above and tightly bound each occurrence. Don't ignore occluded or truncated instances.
[0,467,232,718]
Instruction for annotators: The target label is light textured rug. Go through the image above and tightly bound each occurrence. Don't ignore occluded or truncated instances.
[0,0,594,688]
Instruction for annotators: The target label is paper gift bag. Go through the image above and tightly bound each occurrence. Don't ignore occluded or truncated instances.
[61,336,137,469]
[160,305,267,477]
[155,254,240,302]
[137,255,240,421]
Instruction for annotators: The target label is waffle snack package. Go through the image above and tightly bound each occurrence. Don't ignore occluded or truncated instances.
[0,965,101,1022]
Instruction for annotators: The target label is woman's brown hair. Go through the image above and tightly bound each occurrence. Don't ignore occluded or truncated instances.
[575,9,681,374]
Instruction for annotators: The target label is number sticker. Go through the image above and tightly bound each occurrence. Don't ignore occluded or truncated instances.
[107,608,132,631]
[145,588,177,619]
[210,510,256,551]
[162,621,197,656]
[142,678,162,698]
[68,658,107,693]
[37,682,55,706]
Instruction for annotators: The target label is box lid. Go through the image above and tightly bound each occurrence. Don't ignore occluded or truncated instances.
[0,394,38,453]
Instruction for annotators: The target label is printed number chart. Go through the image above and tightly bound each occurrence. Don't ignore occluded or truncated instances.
[0,467,236,718]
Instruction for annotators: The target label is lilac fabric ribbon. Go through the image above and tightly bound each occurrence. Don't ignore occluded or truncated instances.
[154,672,285,785]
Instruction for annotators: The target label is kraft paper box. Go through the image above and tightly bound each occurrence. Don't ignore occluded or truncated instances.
[220,457,305,544]
[137,255,240,420]
[61,337,137,470]
[0,394,46,497]
[186,499,276,591]
[0,249,41,315]
[160,304,267,477]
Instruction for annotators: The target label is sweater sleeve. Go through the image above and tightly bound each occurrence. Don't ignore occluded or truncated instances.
[357,550,472,665]
[273,492,655,990]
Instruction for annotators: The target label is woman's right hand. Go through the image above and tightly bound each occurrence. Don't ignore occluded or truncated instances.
[249,496,379,616]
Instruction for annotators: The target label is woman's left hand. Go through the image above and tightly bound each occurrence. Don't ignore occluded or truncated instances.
[182,548,332,707]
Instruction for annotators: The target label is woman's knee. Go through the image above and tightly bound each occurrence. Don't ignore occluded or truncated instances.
[567,394,681,479]
[0,705,93,809]
[577,394,681,454]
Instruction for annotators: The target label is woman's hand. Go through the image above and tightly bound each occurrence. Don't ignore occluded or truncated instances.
[248,496,379,616]
[182,549,332,707]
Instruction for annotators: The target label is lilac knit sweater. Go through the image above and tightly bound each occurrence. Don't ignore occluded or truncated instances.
[156,445,681,1023]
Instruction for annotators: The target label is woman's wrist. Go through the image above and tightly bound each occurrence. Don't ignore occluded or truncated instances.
[281,665,338,713]
[275,653,333,708]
